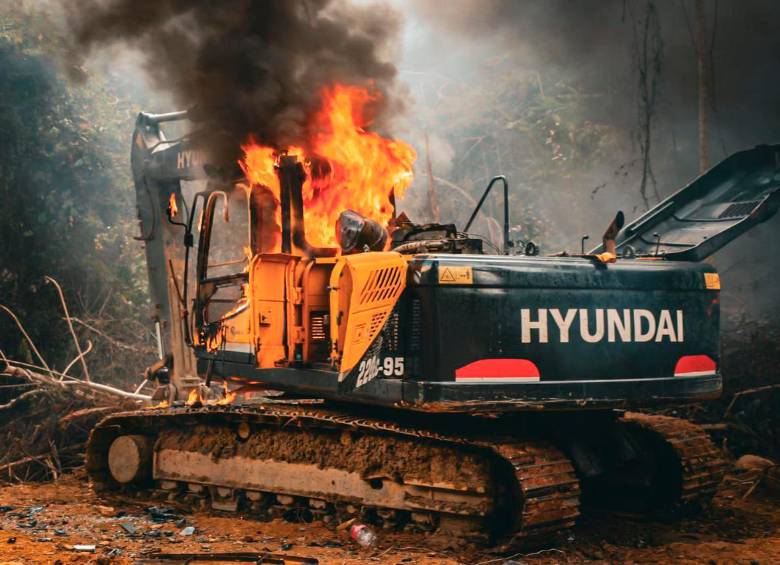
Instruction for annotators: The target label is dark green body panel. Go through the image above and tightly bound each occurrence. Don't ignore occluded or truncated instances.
[404,255,719,383]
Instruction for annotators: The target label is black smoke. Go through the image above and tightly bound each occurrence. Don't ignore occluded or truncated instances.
[64,0,403,162]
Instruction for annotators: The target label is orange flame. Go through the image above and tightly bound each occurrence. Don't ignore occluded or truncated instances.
[214,380,235,405]
[168,193,178,217]
[186,388,201,405]
[147,400,169,410]
[215,391,237,405]
[240,84,416,249]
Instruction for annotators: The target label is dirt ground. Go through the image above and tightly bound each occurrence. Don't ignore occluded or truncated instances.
[0,470,778,564]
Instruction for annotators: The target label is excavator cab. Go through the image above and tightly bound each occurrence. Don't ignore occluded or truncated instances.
[185,154,405,388]
[195,189,251,326]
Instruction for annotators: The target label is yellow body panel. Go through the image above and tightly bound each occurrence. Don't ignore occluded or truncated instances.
[329,252,407,375]
[202,251,405,377]
[249,254,299,367]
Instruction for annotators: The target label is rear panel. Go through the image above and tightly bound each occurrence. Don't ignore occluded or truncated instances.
[387,254,721,409]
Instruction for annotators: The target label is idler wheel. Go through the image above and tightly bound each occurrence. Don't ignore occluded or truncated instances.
[108,435,154,484]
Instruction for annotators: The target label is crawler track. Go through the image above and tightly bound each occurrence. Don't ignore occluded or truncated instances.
[620,412,726,508]
[86,404,580,548]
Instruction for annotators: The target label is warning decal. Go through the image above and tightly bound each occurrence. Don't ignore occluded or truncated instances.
[438,265,473,285]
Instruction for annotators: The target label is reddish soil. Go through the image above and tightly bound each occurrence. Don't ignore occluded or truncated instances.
[0,470,779,564]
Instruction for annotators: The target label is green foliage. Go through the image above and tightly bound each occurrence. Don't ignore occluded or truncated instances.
[411,65,621,251]
[0,6,153,382]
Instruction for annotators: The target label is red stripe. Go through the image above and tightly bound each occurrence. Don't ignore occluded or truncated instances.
[674,354,716,375]
[455,358,540,379]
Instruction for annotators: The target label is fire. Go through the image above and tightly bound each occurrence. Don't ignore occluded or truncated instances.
[146,400,169,410]
[215,380,236,405]
[168,192,178,218]
[186,388,201,405]
[240,84,416,249]
[183,382,237,406]
[215,391,237,405]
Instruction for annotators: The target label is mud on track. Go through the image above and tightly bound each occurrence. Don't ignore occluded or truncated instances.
[161,424,492,487]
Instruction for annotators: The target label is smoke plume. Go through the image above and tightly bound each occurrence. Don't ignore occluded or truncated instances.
[64,0,403,162]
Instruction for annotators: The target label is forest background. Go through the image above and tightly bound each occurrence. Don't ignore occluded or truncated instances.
[1,1,778,457]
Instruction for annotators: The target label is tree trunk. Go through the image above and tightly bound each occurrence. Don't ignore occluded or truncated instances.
[695,0,711,173]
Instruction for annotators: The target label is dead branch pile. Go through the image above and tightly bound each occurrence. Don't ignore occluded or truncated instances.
[0,277,153,483]
[0,363,141,483]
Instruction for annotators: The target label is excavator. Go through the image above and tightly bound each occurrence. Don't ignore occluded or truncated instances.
[86,108,780,547]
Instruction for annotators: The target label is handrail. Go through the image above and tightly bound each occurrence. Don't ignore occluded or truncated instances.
[463,176,510,255]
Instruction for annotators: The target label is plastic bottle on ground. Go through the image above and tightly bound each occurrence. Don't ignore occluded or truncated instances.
[349,524,377,547]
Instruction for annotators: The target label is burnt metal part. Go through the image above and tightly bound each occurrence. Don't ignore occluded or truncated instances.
[276,155,335,257]
[601,211,625,256]
[86,404,581,548]
[391,222,459,245]
[391,235,483,255]
[277,155,301,254]
[137,552,318,564]
[390,222,484,255]
[337,210,388,252]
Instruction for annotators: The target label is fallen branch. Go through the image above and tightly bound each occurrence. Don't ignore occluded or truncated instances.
[0,303,51,372]
[69,316,139,351]
[134,378,150,395]
[725,384,780,418]
[7,360,151,400]
[58,406,117,429]
[1,362,132,483]
[1,360,151,410]
[46,275,91,381]
[61,339,94,381]
[61,379,150,401]
[0,445,81,476]
[0,388,48,412]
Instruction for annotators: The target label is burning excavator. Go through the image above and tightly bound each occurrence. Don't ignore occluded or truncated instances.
[87,85,780,546]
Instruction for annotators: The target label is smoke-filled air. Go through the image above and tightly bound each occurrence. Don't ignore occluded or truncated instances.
[1,2,780,563]
[64,0,403,160]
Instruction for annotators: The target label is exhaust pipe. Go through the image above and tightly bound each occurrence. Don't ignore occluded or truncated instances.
[276,155,336,257]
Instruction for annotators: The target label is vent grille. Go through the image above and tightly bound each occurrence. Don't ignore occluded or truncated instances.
[310,312,327,342]
[718,200,760,219]
[409,298,422,353]
[383,310,401,353]
[368,312,387,337]
[359,266,404,305]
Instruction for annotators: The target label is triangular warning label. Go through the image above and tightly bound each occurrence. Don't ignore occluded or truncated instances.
[438,265,473,284]
[440,267,456,282]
